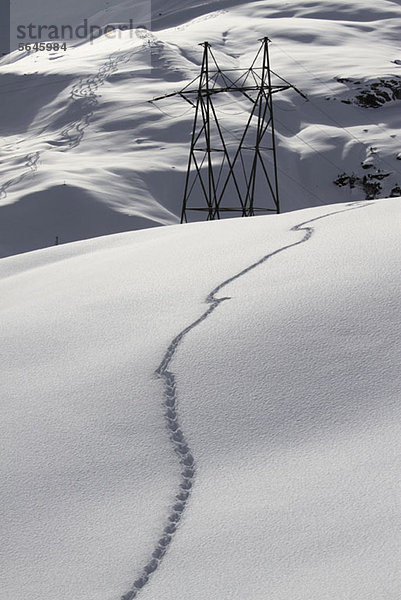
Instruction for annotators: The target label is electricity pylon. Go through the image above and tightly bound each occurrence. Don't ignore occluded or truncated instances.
[151,37,306,222]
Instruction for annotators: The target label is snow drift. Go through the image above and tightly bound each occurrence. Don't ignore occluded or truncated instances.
[1,197,400,600]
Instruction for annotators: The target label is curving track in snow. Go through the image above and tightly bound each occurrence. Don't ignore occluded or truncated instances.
[121,200,370,600]
[56,50,134,151]
[0,40,146,199]
[0,151,40,200]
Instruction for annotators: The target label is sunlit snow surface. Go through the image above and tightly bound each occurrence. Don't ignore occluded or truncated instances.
[0,0,401,256]
[1,197,400,599]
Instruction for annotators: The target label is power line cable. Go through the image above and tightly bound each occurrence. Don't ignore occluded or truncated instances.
[273,41,401,177]
[217,115,330,206]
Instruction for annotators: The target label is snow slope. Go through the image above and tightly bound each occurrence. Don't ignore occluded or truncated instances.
[1,0,401,257]
[1,197,400,600]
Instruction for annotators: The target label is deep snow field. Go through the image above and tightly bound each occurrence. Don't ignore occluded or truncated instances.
[0,0,401,256]
[1,1,401,599]
[1,197,401,600]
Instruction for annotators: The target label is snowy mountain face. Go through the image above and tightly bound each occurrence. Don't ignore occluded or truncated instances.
[1,3,401,599]
[0,0,400,257]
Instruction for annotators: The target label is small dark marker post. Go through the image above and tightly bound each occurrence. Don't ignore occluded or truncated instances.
[55,236,59,246]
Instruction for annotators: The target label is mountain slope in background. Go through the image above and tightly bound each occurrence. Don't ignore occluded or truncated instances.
[1,197,401,600]
[0,0,401,257]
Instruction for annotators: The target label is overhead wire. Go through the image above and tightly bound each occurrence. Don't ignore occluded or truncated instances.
[149,101,194,119]
[274,113,356,174]
[217,96,349,176]
[2,35,398,206]
[217,114,330,205]
[272,41,401,178]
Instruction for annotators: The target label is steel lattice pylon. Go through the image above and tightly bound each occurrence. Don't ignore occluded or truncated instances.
[151,37,305,222]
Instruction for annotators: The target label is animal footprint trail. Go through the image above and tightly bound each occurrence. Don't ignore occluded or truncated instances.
[58,53,129,151]
[0,44,143,198]
[0,54,120,196]
[121,200,370,600]
[54,37,149,151]
[47,44,143,151]
[0,151,40,200]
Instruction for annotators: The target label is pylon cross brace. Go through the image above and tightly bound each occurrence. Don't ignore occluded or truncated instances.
[150,37,306,222]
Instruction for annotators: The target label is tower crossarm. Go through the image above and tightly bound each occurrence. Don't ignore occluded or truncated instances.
[146,37,305,221]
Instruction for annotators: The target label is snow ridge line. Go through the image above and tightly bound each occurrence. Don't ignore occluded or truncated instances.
[121,200,371,600]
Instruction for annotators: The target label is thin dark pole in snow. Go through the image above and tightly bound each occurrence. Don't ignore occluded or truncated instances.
[264,37,281,214]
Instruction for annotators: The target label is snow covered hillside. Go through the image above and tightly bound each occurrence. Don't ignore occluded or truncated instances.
[1,197,400,600]
[1,0,401,257]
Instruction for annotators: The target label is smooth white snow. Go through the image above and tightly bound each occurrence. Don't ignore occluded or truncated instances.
[1,197,400,600]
